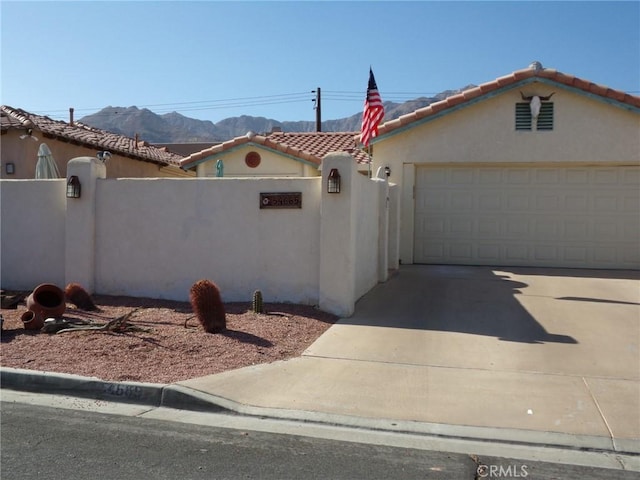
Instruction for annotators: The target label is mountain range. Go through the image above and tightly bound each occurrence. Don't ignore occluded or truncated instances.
[79,87,472,144]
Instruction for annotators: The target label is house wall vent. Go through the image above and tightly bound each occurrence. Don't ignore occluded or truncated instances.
[515,102,554,131]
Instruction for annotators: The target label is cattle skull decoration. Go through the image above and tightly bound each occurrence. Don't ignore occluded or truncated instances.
[520,91,555,122]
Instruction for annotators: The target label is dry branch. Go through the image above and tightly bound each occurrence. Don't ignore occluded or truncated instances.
[56,308,150,334]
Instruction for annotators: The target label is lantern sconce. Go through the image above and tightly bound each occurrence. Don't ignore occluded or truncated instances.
[66,175,81,198]
[384,166,391,178]
[5,162,15,175]
[327,168,341,194]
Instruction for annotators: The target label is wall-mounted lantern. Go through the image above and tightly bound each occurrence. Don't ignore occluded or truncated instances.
[384,166,391,178]
[66,176,81,198]
[327,168,341,194]
[5,162,15,175]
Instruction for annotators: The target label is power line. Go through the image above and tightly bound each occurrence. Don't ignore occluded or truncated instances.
[37,92,316,119]
[36,86,640,121]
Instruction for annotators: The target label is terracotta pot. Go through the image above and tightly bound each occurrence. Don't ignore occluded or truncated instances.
[26,283,66,322]
[21,310,45,330]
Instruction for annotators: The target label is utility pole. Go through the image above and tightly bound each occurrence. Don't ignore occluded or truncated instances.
[312,87,321,132]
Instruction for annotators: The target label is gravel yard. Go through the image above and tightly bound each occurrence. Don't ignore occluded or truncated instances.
[0,294,337,384]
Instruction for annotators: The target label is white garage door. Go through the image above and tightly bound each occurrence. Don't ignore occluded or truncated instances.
[414,165,640,269]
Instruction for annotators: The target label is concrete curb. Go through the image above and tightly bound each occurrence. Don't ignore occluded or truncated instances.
[1,367,165,407]
[2,367,638,456]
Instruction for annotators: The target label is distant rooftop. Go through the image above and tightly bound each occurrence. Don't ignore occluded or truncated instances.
[1,105,185,167]
[181,131,370,169]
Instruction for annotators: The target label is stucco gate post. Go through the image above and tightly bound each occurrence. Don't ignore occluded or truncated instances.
[319,152,359,317]
[65,156,106,293]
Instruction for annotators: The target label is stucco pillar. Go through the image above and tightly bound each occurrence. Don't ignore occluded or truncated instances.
[65,156,105,293]
[319,153,358,317]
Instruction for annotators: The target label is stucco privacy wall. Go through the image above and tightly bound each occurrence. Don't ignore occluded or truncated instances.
[95,176,321,304]
[354,171,383,299]
[1,156,394,316]
[0,179,66,288]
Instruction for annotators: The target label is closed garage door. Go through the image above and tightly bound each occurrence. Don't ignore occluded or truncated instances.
[414,165,640,269]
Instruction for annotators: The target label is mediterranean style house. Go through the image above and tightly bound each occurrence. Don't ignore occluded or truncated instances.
[370,62,640,270]
[180,130,370,177]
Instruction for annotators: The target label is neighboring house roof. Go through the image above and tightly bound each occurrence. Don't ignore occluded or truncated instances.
[1,105,185,167]
[180,131,370,169]
[376,62,640,140]
[153,142,222,157]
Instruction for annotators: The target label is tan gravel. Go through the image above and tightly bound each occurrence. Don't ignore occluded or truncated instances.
[0,295,337,384]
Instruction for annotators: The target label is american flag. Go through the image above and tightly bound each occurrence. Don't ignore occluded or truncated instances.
[360,68,385,148]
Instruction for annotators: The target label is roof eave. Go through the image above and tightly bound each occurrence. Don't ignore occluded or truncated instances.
[374,77,640,144]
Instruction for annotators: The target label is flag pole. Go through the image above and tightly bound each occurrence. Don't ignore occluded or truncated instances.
[361,67,384,179]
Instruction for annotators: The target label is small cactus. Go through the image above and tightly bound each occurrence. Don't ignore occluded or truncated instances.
[65,283,97,311]
[252,290,264,314]
[189,279,226,333]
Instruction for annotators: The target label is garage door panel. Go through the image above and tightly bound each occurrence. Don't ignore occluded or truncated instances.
[564,220,589,239]
[566,169,590,184]
[594,169,619,184]
[414,166,640,269]
[507,194,530,210]
[564,247,588,263]
[534,219,559,240]
[478,244,501,260]
[623,194,640,212]
[535,169,561,183]
[451,169,475,184]
[565,195,589,211]
[479,169,502,183]
[451,193,474,210]
[478,219,500,237]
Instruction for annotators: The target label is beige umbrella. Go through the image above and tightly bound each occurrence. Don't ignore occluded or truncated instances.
[35,143,60,179]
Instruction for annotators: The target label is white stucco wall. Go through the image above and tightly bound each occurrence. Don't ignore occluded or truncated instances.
[1,159,395,315]
[0,179,66,289]
[354,172,381,299]
[94,177,321,304]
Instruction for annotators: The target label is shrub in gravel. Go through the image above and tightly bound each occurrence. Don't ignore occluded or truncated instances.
[189,279,226,333]
[64,283,97,311]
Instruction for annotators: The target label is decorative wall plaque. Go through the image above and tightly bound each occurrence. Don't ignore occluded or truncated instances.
[260,192,302,209]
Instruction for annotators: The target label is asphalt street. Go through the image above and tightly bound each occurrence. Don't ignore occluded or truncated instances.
[2,398,637,480]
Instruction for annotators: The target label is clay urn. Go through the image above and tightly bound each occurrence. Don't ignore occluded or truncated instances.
[25,283,66,329]
[21,310,45,331]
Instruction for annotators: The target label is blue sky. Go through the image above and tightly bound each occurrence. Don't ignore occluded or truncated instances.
[2,1,639,124]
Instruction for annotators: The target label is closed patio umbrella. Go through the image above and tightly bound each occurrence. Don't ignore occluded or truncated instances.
[35,143,60,179]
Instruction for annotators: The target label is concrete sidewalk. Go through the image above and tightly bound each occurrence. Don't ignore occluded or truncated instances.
[3,266,639,455]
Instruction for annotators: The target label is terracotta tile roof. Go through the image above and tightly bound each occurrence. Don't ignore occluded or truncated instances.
[376,62,640,139]
[180,131,370,169]
[1,105,184,167]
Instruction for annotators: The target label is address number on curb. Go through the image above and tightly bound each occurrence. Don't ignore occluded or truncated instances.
[103,383,144,401]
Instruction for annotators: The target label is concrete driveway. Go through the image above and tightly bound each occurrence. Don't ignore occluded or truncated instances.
[306,265,640,380]
[178,265,640,453]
